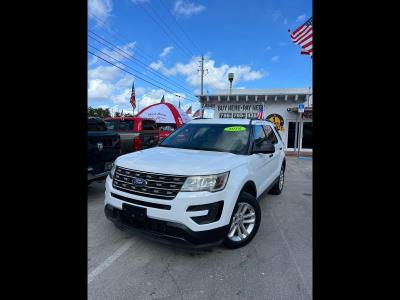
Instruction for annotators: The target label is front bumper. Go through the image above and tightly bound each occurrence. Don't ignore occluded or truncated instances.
[104,175,237,246]
[105,204,229,248]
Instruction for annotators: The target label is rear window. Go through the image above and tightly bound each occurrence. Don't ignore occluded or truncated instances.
[104,120,118,130]
[119,120,134,131]
[88,119,107,131]
[104,119,135,131]
[142,120,157,130]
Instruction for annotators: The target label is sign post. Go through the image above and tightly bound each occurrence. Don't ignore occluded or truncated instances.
[297,104,305,157]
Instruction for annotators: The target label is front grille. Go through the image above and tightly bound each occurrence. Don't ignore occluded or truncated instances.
[113,166,187,200]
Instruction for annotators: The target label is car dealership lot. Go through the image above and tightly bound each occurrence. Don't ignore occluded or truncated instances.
[88,157,312,300]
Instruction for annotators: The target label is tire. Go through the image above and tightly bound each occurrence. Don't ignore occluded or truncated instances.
[223,192,261,249]
[114,222,125,231]
[269,165,285,195]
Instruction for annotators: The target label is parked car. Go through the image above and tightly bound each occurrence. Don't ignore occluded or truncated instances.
[157,123,177,140]
[88,117,121,183]
[103,117,160,154]
[104,118,286,249]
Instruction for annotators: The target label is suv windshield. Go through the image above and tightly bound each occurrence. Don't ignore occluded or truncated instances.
[160,123,250,155]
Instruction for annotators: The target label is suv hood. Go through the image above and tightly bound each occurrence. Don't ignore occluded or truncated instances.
[115,146,247,175]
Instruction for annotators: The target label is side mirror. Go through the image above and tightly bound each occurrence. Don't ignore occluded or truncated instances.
[252,142,275,154]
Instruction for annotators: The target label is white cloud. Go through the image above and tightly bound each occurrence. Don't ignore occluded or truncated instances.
[296,14,307,22]
[159,46,174,58]
[173,0,206,17]
[88,0,113,27]
[139,89,185,109]
[111,88,132,104]
[115,74,135,89]
[131,0,149,4]
[88,64,121,81]
[98,42,136,62]
[149,56,266,90]
[88,79,113,100]
[266,46,272,51]
[271,56,279,63]
[271,10,283,22]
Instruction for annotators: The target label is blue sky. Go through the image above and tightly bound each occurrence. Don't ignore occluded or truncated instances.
[88,0,312,114]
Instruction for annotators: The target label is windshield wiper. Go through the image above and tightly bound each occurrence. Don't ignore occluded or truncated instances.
[189,147,225,152]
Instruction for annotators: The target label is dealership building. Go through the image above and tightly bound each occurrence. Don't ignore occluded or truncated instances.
[197,88,313,152]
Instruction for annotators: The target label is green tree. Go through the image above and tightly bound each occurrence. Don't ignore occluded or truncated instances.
[88,106,111,118]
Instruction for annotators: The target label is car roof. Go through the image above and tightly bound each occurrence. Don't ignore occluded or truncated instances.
[189,118,275,126]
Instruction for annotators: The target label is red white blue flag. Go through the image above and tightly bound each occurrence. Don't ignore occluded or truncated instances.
[289,17,313,57]
[130,81,136,110]
[256,105,265,120]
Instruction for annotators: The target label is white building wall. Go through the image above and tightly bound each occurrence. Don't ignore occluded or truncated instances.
[201,99,303,150]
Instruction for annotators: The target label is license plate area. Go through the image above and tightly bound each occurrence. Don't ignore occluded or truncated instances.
[122,203,147,224]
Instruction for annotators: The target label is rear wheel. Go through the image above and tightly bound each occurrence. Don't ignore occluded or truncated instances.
[223,192,261,249]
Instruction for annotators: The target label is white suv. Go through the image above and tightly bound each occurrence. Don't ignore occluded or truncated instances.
[104,118,286,249]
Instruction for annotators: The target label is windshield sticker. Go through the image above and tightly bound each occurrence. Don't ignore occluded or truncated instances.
[224,126,246,132]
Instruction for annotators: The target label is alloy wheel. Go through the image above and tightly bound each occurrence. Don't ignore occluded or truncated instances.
[228,202,256,242]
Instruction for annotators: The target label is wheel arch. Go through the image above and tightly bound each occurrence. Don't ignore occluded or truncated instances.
[240,180,257,199]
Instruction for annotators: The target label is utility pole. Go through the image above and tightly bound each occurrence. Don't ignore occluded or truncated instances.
[200,55,204,96]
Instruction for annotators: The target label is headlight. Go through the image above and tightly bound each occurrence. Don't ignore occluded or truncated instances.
[110,163,116,179]
[181,172,229,192]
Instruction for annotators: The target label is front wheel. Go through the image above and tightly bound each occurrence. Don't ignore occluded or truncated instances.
[223,192,261,249]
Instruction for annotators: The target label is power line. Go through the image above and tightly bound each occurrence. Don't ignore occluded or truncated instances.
[139,2,193,59]
[144,1,196,57]
[88,12,161,64]
[88,35,195,96]
[159,0,203,54]
[88,50,198,103]
[88,31,195,95]
[89,44,197,101]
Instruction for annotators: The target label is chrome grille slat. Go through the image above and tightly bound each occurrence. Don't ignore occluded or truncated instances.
[115,171,185,185]
[113,166,187,200]
[113,177,180,191]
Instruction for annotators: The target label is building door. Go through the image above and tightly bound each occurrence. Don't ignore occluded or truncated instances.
[301,121,313,149]
[287,120,312,151]
[287,121,299,149]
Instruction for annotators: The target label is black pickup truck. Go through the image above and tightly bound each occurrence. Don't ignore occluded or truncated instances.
[88,117,121,183]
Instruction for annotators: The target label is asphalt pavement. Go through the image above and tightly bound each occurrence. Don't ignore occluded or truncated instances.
[88,157,312,300]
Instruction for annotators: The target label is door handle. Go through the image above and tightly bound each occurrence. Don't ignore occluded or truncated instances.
[269,154,273,157]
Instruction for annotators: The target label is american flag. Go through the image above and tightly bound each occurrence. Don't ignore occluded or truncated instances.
[192,108,203,118]
[130,81,136,110]
[289,17,313,57]
[256,105,265,120]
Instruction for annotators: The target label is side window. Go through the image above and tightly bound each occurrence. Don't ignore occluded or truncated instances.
[142,120,156,130]
[263,125,278,144]
[252,125,267,145]
[119,120,134,131]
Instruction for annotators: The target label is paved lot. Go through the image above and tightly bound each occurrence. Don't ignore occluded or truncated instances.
[88,157,312,300]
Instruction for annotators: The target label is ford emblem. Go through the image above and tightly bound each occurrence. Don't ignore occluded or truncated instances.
[132,177,147,186]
